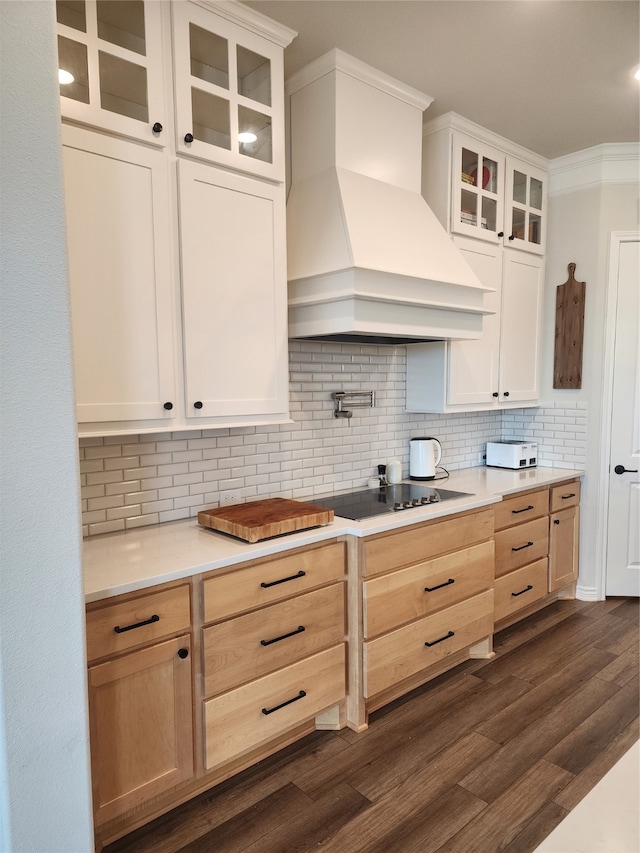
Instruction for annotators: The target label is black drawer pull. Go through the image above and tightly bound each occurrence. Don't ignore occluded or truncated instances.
[262,690,306,715]
[511,584,534,597]
[424,630,455,648]
[261,570,306,588]
[554,519,560,525]
[113,614,159,634]
[261,626,306,647]
[561,493,576,500]
[512,541,534,552]
[424,578,455,593]
[512,505,534,514]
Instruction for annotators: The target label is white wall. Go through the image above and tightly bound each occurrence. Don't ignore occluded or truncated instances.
[0,2,93,850]
[542,146,640,598]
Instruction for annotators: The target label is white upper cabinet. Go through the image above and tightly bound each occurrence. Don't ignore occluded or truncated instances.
[423,113,548,255]
[62,125,178,427]
[172,1,287,180]
[56,0,167,145]
[58,1,296,436]
[178,160,289,424]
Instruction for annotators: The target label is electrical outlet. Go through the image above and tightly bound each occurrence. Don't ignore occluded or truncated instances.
[219,490,241,506]
[478,452,486,465]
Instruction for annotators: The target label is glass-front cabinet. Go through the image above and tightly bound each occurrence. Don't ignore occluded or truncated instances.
[452,133,504,242]
[449,131,546,255]
[55,0,166,144]
[504,157,546,254]
[172,1,285,180]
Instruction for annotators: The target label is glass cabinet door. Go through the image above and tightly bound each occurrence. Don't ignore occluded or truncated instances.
[504,157,546,254]
[55,0,166,144]
[451,134,504,243]
[172,2,284,180]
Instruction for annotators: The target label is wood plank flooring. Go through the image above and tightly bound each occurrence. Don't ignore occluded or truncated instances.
[106,598,639,853]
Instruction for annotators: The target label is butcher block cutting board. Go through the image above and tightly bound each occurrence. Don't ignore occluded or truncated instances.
[198,498,334,543]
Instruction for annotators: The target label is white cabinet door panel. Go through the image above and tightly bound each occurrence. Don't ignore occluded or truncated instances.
[178,160,288,420]
[499,251,544,403]
[62,126,177,424]
[447,237,501,406]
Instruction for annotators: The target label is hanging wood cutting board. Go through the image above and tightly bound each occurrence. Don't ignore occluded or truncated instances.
[198,498,334,543]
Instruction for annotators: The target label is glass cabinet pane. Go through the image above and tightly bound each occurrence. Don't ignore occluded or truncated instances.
[482,157,498,194]
[57,0,86,32]
[513,170,527,205]
[460,188,478,226]
[461,148,478,187]
[57,35,89,103]
[190,24,229,89]
[237,46,271,107]
[99,51,148,121]
[511,207,526,241]
[191,88,230,149]
[238,106,272,163]
[529,213,542,245]
[481,197,497,232]
[530,177,543,210]
[97,0,146,55]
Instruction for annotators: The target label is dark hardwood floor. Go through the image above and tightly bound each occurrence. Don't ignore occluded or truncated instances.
[107,598,639,853]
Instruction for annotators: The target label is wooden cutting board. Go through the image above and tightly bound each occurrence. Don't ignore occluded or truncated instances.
[198,498,334,543]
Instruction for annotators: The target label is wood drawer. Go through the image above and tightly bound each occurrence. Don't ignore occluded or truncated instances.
[550,480,580,513]
[494,488,549,531]
[363,540,494,639]
[494,559,548,623]
[203,644,345,769]
[86,584,191,663]
[203,541,346,623]
[494,516,549,578]
[363,590,494,698]
[364,508,493,577]
[203,583,345,696]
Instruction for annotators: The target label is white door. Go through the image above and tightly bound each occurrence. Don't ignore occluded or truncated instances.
[605,237,640,597]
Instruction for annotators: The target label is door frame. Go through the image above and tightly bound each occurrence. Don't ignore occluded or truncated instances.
[595,230,640,599]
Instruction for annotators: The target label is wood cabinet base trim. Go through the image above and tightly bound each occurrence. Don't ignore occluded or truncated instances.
[493,590,568,634]
[93,719,316,851]
[364,645,475,718]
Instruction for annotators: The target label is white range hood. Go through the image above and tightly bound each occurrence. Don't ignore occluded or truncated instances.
[286,49,493,344]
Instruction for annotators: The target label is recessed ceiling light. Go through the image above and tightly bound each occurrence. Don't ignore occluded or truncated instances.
[58,68,74,85]
[238,131,257,144]
[635,67,640,81]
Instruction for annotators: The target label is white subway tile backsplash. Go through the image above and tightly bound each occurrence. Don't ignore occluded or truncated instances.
[79,343,587,535]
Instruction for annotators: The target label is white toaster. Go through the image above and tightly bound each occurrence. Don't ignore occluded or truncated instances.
[486,441,537,469]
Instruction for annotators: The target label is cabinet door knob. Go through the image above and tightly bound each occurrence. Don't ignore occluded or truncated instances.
[504,391,510,397]
[152,122,163,134]
[614,464,638,474]
[177,648,189,659]
[193,401,203,409]
[163,401,173,410]
[497,231,504,238]
[184,132,194,143]
[508,234,516,241]
[492,392,499,398]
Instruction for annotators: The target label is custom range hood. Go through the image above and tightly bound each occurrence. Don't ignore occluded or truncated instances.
[286,49,492,344]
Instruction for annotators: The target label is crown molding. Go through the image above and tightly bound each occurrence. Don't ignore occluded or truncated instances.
[193,0,297,47]
[548,143,640,196]
[286,48,434,112]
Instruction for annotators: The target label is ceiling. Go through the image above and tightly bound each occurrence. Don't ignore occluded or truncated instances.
[244,0,640,161]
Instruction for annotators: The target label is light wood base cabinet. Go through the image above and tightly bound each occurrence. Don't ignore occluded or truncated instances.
[350,507,496,730]
[86,583,194,827]
[494,479,581,631]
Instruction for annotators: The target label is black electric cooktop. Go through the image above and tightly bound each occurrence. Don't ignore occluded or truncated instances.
[308,483,474,521]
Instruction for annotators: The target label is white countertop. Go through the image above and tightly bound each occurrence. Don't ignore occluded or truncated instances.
[83,466,583,602]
